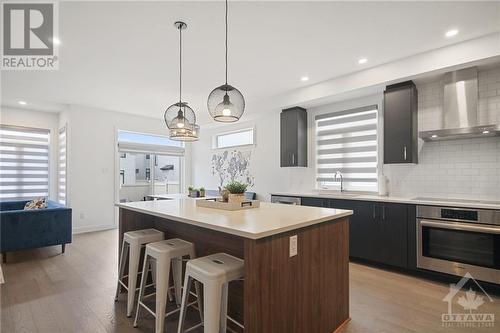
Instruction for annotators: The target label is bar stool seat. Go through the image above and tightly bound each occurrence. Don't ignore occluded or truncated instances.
[134,238,203,333]
[178,253,244,333]
[115,228,164,317]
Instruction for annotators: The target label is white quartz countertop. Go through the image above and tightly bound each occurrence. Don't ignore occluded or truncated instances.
[116,198,352,240]
[270,192,500,210]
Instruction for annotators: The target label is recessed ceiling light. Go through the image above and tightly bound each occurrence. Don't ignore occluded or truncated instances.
[358,58,368,64]
[301,76,309,82]
[52,37,61,45]
[445,29,458,38]
[431,134,438,138]
[18,101,27,105]
[482,130,490,134]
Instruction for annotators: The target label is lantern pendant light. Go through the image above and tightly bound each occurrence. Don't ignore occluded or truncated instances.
[164,21,199,141]
[207,0,245,122]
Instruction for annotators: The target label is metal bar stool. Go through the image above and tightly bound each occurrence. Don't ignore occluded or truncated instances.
[177,253,244,333]
[134,238,203,333]
[114,228,164,317]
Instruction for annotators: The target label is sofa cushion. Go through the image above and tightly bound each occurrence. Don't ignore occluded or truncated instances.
[24,197,47,210]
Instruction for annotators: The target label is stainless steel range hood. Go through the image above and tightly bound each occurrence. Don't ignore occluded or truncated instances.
[419,67,500,141]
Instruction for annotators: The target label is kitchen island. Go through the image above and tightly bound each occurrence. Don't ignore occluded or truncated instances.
[117,199,352,333]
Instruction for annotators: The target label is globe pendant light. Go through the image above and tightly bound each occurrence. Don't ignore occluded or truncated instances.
[164,21,199,141]
[207,0,245,122]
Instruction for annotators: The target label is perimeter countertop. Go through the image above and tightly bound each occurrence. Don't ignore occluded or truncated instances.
[270,192,500,210]
[116,199,352,240]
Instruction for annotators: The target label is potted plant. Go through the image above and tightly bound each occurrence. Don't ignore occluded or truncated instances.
[225,181,248,204]
[188,186,199,198]
[199,187,205,197]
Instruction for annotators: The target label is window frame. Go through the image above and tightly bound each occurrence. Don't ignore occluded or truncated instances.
[212,127,256,150]
[58,125,67,205]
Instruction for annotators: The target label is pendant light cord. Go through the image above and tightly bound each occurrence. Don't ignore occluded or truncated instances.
[179,25,182,104]
[225,0,228,85]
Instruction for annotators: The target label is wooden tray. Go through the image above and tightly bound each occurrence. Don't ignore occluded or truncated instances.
[196,198,260,211]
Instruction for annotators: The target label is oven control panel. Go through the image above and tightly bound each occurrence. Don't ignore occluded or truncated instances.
[441,209,478,221]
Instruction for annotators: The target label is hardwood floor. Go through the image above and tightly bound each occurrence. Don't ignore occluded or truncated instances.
[1,229,499,333]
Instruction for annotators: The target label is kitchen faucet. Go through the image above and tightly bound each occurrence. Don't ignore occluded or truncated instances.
[334,171,344,192]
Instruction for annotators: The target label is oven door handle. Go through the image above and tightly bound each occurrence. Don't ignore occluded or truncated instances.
[420,220,500,234]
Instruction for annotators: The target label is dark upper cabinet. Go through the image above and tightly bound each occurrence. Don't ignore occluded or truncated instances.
[280,107,307,167]
[383,81,418,164]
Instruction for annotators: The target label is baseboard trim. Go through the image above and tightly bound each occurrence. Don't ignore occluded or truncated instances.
[73,224,116,235]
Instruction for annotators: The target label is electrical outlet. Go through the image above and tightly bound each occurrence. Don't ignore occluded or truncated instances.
[289,235,298,257]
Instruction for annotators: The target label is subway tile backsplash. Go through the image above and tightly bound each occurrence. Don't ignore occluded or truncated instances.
[384,67,500,202]
[384,137,500,201]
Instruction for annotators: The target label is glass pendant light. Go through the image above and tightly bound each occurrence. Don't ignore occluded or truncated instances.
[207,0,245,122]
[164,21,199,141]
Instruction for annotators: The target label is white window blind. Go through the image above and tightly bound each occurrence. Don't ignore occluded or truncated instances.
[315,105,378,192]
[58,126,67,205]
[0,125,50,200]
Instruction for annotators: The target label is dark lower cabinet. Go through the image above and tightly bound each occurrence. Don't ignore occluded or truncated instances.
[301,197,411,269]
[375,202,408,268]
[300,197,329,208]
[406,205,417,270]
[330,199,378,261]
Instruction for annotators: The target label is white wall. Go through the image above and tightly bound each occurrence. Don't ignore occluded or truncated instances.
[62,104,191,234]
[384,66,500,201]
[192,109,288,201]
[0,107,60,200]
[192,66,500,202]
[191,94,382,201]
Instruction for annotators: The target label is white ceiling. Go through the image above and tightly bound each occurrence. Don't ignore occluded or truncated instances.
[2,1,500,124]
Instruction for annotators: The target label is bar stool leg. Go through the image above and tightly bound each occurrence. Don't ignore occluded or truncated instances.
[203,281,223,333]
[220,283,228,333]
[177,276,193,333]
[155,258,171,333]
[114,240,128,301]
[134,255,150,327]
[195,281,204,322]
[150,258,157,285]
[172,258,183,306]
[126,243,140,317]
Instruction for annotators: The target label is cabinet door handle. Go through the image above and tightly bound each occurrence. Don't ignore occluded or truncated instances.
[292,153,295,165]
[382,205,386,221]
[403,146,407,161]
[372,205,376,220]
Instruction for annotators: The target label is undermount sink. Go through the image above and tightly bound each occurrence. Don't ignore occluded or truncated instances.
[315,191,361,198]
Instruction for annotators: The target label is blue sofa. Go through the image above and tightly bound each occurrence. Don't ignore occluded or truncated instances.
[0,200,72,263]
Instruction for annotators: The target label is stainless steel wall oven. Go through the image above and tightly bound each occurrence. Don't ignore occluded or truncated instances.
[417,205,500,284]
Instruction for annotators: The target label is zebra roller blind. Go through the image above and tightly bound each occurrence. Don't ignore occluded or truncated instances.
[0,125,50,200]
[315,105,378,192]
[58,126,67,205]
